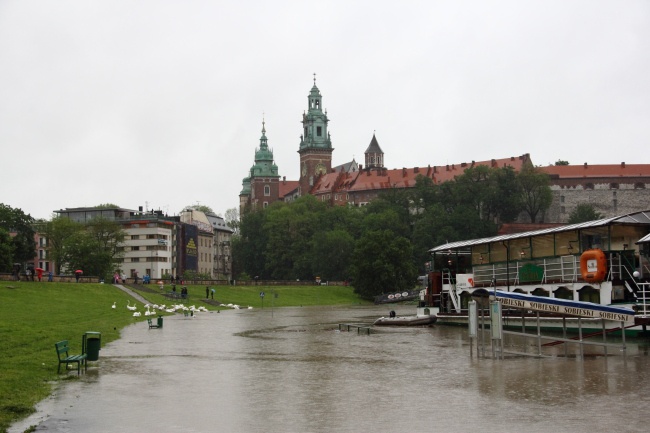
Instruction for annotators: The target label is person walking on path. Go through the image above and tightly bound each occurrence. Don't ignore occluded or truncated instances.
[206,286,209,299]
[211,288,215,299]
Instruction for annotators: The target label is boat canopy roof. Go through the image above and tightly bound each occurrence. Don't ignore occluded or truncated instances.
[429,210,650,253]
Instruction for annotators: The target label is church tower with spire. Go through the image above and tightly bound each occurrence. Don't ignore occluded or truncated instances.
[364,133,384,169]
[240,119,280,214]
[298,75,333,195]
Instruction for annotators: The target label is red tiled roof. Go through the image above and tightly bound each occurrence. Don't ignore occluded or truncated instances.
[279,180,299,198]
[540,163,650,179]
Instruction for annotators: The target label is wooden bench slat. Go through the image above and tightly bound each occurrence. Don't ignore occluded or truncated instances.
[55,340,87,375]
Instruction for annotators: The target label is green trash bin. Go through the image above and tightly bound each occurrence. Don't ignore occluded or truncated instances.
[157,315,163,329]
[83,332,101,361]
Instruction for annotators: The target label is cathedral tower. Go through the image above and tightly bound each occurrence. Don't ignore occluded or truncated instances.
[298,75,333,195]
[240,119,280,214]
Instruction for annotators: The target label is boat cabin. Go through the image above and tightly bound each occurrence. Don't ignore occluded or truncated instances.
[426,210,650,315]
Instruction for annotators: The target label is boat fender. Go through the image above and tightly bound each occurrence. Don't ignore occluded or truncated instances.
[580,249,607,283]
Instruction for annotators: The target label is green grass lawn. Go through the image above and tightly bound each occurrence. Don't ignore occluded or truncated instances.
[0,281,366,432]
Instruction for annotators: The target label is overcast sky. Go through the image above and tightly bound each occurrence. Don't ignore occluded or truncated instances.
[1,0,649,221]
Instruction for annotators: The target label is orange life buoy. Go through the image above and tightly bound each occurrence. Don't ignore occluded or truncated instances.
[580,249,607,283]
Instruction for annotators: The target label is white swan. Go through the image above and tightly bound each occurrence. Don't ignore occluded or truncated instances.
[112,302,116,309]
[126,300,137,311]
[133,311,141,317]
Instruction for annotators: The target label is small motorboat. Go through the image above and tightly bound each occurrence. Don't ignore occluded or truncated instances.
[373,311,437,327]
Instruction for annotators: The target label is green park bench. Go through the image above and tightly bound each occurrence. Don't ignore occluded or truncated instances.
[147,318,160,329]
[55,340,87,375]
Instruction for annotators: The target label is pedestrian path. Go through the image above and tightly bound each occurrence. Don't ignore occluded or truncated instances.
[112,284,149,304]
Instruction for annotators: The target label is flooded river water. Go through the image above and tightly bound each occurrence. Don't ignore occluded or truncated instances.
[12,305,650,433]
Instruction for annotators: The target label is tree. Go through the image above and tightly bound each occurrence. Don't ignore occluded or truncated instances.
[263,196,327,279]
[310,229,355,281]
[232,208,268,279]
[0,203,35,270]
[568,204,604,224]
[184,204,214,215]
[40,216,125,278]
[554,160,570,166]
[39,217,84,274]
[517,163,553,222]
[0,228,14,272]
[350,229,416,299]
[224,207,240,236]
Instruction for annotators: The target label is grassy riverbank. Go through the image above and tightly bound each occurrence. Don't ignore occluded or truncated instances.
[0,281,367,432]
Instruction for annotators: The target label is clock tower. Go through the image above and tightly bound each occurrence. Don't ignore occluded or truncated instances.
[298,74,333,195]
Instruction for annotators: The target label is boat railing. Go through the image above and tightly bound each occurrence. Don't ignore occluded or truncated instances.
[472,255,580,286]
[635,283,650,317]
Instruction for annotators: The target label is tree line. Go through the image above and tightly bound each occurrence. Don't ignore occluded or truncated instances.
[233,163,556,299]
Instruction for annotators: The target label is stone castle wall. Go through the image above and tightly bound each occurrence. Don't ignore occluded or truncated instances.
[544,181,650,223]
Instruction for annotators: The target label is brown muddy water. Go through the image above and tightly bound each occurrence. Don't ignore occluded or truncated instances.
[11,305,650,433]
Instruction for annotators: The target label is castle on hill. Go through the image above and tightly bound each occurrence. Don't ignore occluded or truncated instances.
[240,79,650,223]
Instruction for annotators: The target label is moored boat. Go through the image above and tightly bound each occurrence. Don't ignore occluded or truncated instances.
[373,308,437,326]
[422,210,650,336]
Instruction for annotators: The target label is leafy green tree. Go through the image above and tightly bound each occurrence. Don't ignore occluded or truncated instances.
[554,160,570,166]
[232,208,268,279]
[39,217,84,274]
[184,204,214,215]
[350,229,416,299]
[0,228,14,272]
[517,163,553,222]
[224,207,240,236]
[310,229,355,281]
[0,204,35,270]
[58,218,126,278]
[264,196,327,280]
[568,204,604,224]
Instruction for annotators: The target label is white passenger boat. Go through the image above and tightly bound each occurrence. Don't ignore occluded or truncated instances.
[424,211,650,336]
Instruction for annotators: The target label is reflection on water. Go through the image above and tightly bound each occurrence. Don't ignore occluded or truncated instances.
[12,305,650,433]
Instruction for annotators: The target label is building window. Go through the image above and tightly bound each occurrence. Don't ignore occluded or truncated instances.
[584,183,594,190]
[263,202,269,208]
[317,126,322,136]
[132,258,140,262]
[132,246,140,251]
[264,185,270,196]
[560,195,565,203]
[610,183,619,189]
[635,182,645,189]
[131,235,139,240]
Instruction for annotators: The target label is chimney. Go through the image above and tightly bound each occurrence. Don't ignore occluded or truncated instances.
[584,162,588,168]
[491,159,496,167]
[359,164,363,170]
[621,162,626,168]
[446,164,450,171]
[510,156,515,161]
[461,162,466,168]
[283,176,286,184]
[414,167,419,173]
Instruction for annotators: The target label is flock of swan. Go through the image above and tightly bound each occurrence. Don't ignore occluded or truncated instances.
[112,300,252,317]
